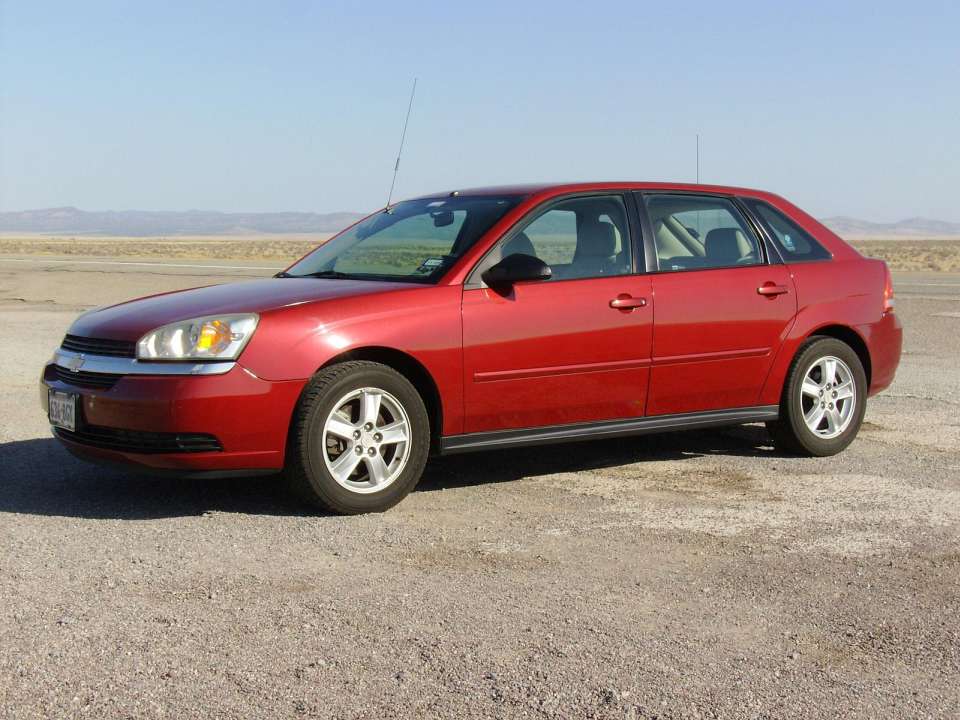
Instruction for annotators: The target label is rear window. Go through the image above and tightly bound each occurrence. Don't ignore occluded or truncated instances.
[745,200,831,262]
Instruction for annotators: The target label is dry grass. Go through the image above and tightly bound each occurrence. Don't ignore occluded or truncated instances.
[3,234,960,272]
[848,237,960,272]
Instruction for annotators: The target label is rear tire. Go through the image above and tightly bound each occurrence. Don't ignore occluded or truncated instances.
[767,337,867,457]
[285,361,430,514]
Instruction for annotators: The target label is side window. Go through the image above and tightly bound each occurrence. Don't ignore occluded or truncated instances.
[520,209,578,266]
[745,200,831,261]
[493,195,633,281]
[643,194,763,272]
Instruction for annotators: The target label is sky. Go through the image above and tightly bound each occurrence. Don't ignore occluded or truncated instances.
[1,1,958,221]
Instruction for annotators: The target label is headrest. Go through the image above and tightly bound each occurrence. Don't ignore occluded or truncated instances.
[502,232,536,258]
[705,228,747,262]
[576,220,617,258]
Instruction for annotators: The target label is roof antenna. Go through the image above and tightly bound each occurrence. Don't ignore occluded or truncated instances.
[385,78,417,213]
[695,133,700,184]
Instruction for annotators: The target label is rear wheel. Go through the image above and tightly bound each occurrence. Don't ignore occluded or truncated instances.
[767,337,867,456]
[286,361,430,514]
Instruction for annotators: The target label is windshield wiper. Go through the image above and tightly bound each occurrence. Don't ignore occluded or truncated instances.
[305,270,355,279]
[277,269,355,280]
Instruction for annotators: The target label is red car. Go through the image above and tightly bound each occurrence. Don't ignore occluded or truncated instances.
[40,182,902,513]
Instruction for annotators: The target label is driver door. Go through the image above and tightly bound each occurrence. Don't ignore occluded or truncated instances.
[461,194,653,434]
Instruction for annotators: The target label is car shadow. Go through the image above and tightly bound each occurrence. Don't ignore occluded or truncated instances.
[418,423,783,491]
[0,437,306,521]
[0,424,784,520]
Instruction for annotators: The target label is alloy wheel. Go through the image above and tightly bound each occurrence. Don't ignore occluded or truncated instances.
[321,387,411,494]
[799,355,856,439]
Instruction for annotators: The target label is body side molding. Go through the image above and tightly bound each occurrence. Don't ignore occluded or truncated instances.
[440,405,780,454]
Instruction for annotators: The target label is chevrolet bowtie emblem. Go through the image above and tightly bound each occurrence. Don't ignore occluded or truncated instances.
[66,354,85,372]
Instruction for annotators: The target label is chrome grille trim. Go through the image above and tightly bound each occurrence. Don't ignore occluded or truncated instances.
[53,348,235,376]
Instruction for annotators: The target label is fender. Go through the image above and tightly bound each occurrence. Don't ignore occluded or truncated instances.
[238,284,464,435]
[759,258,888,406]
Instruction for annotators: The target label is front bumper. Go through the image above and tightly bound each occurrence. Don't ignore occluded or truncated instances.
[41,360,306,474]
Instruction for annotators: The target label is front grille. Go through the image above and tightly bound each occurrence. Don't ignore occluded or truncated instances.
[61,334,136,358]
[54,366,123,390]
[55,426,222,454]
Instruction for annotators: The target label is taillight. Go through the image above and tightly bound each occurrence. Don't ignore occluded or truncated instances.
[882,263,895,313]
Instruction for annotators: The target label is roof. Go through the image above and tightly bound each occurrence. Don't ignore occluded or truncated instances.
[412,181,782,202]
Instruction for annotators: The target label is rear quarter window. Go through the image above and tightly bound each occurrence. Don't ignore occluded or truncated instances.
[744,200,832,262]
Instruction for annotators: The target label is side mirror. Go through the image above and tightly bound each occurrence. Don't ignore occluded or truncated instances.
[481,253,552,290]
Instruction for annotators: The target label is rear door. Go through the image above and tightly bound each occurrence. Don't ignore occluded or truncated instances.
[461,194,653,433]
[638,192,797,415]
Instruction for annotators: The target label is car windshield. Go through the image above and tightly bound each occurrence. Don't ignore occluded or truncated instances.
[283,195,523,283]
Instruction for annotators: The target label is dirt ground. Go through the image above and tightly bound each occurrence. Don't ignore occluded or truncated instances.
[0,254,958,719]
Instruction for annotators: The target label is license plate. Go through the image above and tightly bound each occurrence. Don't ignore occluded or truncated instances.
[48,389,78,431]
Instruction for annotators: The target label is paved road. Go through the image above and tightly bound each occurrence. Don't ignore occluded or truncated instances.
[0,259,958,719]
[892,271,960,299]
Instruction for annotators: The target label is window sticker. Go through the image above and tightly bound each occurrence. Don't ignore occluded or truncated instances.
[416,257,445,273]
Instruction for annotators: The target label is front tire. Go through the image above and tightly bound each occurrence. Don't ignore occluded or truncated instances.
[767,337,867,456]
[285,361,430,514]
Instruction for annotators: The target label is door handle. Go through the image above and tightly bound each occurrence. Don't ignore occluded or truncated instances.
[609,294,647,311]
[757,283,789,297]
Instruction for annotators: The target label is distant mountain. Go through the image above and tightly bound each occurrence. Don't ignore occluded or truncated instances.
[0,207,365,236]
[821,216,960,237]
[2,207,959,238]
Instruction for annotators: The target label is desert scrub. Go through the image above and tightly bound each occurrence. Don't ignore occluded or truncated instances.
[850,239,960,272]
[3,235,960,272]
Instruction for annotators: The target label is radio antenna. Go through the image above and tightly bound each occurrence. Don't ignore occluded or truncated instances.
[696,133,700,184]
[385,78,417,212]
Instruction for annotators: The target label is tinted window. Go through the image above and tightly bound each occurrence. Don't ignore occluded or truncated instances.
[745,200,831,261]
[522,208,578,265]
[491,195,632,281]
[643,194,763,272]
[333,211,467,275]
[285,195,522,283]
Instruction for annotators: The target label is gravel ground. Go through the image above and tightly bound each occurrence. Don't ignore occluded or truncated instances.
[0,258,958,719]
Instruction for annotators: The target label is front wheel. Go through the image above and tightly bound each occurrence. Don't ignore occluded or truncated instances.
[285,361,430,514]
[767,337,867,456]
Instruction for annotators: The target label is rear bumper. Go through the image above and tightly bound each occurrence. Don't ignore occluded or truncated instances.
[859,310,902,396]
[40,361,306,474]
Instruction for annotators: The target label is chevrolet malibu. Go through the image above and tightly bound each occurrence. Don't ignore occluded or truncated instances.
[41,182,902,513]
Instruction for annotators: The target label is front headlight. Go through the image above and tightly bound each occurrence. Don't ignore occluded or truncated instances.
[137,314,259,361]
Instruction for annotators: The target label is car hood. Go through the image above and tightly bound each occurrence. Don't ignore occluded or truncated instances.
[68,278,414,340]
